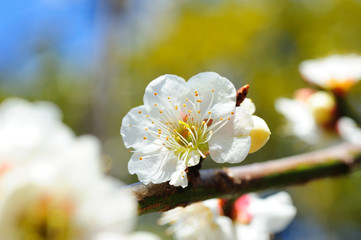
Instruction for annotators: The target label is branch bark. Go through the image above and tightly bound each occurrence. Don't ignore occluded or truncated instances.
[127,142,361,215]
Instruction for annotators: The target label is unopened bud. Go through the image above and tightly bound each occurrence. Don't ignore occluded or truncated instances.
[249,116,271,153]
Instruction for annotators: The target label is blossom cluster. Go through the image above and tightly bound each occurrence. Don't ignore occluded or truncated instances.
[0,98,159,240]
[276,54,361,146]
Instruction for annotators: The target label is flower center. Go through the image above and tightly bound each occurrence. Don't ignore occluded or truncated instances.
[17,192,79,240]
[131,89,234,164]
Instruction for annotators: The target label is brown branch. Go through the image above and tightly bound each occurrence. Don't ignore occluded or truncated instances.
[127,142,361,215]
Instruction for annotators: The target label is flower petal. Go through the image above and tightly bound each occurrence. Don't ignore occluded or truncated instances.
[239,98,256,115]
[275,98,319,144]
[337,117,361,144]
[209,135,251,164]
[169,164,188,188]
[128,146,178,184]
[143,74,189,114]
[248,192,296,234]
[187,72,236,119]
[120,105,153,149]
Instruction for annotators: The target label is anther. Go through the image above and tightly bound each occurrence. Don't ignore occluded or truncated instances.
[174,129,177,132]
[154,92,158,96]
[212,89,215,93]
[138,111,142,114]
[231,112,234,115]
[183,104,186,107]
[154,104,157,107]
[146,115,149,117]
[228,117,231,120]
[202,121,206,125]
[129,124,132,127]
[143,137,147,140]
[197,110,201,114]
[220,118,224,121]
[145,128,148,130]
[188,109,192,113]
[208,111,211,114]
[175,106,179,110]
[139,157,143,160]
[168,97,170,99]
[197,100,202,102]
[185,98,189,101]
[159,110,163,113]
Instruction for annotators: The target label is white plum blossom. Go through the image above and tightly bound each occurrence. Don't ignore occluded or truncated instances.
[234,192,296,240]
[0,98,101,176]
[0,98,160,240]
[300,54,361,94]
[275,90,337,145]
[0,162,159,240]
[121,72,269,187]
[159,192,296,240]
[337,117,361,144]
[158,199,236,240]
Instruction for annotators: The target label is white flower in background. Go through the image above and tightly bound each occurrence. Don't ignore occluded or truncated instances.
[121,72,270,188]
[337,117,361,144]
[300,54,361,94]
[158,199,236,240]
[159,192,296,240]
[0,98,160,240]
[233,192,296,240]
[0,98,101,175]
[0,162,159,240]
[275,89,337,144]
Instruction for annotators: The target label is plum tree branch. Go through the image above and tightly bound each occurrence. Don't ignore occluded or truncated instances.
[127,142,361,215]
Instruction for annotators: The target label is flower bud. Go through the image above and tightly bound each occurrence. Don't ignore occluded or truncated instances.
[306,91,336,126]
[249,116,271,153]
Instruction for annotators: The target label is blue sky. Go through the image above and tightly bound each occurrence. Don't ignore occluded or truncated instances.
[0,0,98,75]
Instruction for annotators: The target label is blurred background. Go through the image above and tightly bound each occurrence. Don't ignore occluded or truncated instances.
[1,0,361,239]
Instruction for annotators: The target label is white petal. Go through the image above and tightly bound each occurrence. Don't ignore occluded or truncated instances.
[275,98,319,144]
[247,192,297,234]
[239,98,256,115]
[209,135,251,164]
[233,107,254,136]
[80,178,138,234]
[143,74,189,112]
[128,146,178,184]
[213,216,237,240]
[186,150,201,167]
[337,117,361,144]
[235,224,270,240]
[300,54,361,87]
[120,105,153,149]
[169,164,188,188]
[93,231,160,240]
[187,72,237,119]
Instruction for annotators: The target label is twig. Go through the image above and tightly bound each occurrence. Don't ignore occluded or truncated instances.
[127,142,361,215]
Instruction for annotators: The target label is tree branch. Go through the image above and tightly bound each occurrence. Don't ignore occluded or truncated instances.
[127,142,361,215]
